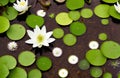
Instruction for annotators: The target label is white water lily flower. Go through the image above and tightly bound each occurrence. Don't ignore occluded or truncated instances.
[13,0,31,15]
[37,10,46,17]
[25,25,55,48]
[114,2,120,13]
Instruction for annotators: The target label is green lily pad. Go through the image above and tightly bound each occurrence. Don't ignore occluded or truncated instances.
[0,0,9,6]
[63,34,77,46]
[36,56,52,71]
[70,22,86,36]
[28,69,42,78]
[9,0,15,3]
[98,33,107,41]
[0,16,10,33]
[66,0,85,10]
[101,19,109,25]
[109,6,120,20]
[0,63,9,78]
[90,67,103,78]
[8,67,27,78]
[2,7,18,20]
[100,41,120,59]
[86,49,107,66]
[68,11,80,21]
[94,4,110,18]
[18,51,35,66]
[81,8,93,18]
[26,14,44,28]
[55,12,73,26]
[6,24,26,40]
[102,0,117,3]
[78,59,90,70]
[103,72,112,78]
[53,28,64,39]
[0,55,17,70]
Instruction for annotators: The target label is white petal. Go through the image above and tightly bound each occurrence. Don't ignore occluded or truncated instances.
[17,0,20,4]
[46,31,53,39]
[33,43,38,48]
[41,25,46,34]
[47,38,55,43]
[37,10,46,17]
[27,30,34,38]
[117,2,120,7]
[38,44,42,48]
[13,5,22,12]
[34,25,40,33]
[25,39,34,44]
[43,41,49,46]
[68,55,79,64]
[25,0,28,5]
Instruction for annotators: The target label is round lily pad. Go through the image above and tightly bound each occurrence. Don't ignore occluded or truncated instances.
[6,24,26,40]
[94,4,110,18]
[102,0,117,3]
[36,56,52,71]
[66,0,85,10]
[53,28,64,39]
[55,12,73,26]
[81,8,93,18]
[103,72,112,78]
[68,11,80,21]
[9,0,15,3]
[18,51,35,66]
[86,49,107,66]
[98,33,107,41]
[8,67,27,78]
[0,55,17,70]
[70,22,86,36]
[90,67,103,78]
[2,7,18,20]
[0,63,9,78]
[0,0,9,6]
[28,69,42,78]
[26,14,44,28]
[100,41,120,59]
[109,6,120,20]
[0,16,10,33]
[101,19,109,25]
[63,34,77,46]
[78,59,90,70]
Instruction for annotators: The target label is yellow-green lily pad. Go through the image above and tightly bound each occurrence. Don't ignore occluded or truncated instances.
[0,0,9,6]
[102,0,117,3]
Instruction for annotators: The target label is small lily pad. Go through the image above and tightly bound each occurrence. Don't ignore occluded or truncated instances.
[2,7,18,20]
[101,19,109,25]
[0,55,17,70]
[9,0,15,3]
[98,33,107,41]
[53,28,64,39]
[68,11,80,21]
[102,0,117,3]
[100,41,120,59]
[103,72,112,78]
[70,22,86,36]
[0,0,9,6]
[81,8,93,18]
[28,69,42,78]
[109,6,120,20]
[0,16,10,33]
[86,49,107,66]
[78,59,90,70]
[6,24,26,40]
[94,4,110,18]
[8,67,27,78]
[18,51,35,66]
[66,0,85,10]
[55,12,73,26]
[26,14,44,28]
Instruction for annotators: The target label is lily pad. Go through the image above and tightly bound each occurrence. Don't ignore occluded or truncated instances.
[8,67,27,78]
[68,11,80,21]
[101,19,109,25]
[81,8,93,18]
[102,0,117,3]
[0,0,9,6]
[0,16,10,33]
[78,59,90,70]
[26,14,44,28]
[109,6,120,20]
[2,7,18,20]
[0,55,17,70]
[66,0,85,10]
[86,49,107,66]
[6,24,26,40]
[55,12,73,26]
[94,4,110,18]
[9,0,15,3]
[28,69,42,78]
[53,28,64,39]
[98,33,107,41]
[100,41,120,59]
[103,72,112,78]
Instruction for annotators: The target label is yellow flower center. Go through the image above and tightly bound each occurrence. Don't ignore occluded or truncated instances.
[37,34,44,43]
[19,1,25,6]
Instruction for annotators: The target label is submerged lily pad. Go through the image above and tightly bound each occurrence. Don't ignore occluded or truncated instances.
[0,0,9,6]
[94,4,110,18]
[86,49,107,66]
[109,6,120,20]
[66,0,85,10]
[102,0,117,3]
[100,41,120,59]
[2,7,18,20]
